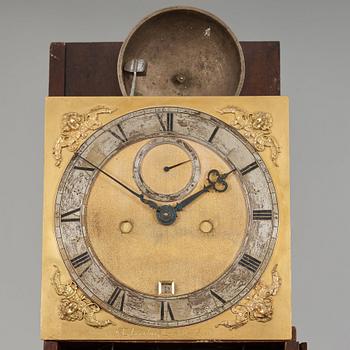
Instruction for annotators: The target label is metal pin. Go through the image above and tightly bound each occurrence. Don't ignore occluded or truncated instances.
[124,59,147,96]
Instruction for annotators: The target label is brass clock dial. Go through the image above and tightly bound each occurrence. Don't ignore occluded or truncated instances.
[54,106,278,328]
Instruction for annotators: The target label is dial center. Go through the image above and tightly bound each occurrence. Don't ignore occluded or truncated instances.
[156,205,177,225]
[87,138,248,296]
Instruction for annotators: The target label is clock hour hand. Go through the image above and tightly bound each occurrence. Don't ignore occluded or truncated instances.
[174,184,212,212]
[77,155,159,210]
[174,169,235,212]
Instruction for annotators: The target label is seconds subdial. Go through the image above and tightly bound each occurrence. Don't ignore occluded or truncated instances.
[133,137,201,202]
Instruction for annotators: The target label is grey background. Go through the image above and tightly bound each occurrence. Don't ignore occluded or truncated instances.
[0,0,349,349]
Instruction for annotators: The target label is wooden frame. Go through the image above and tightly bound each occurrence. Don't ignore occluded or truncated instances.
[45,41,307,350]
[48,42,280,97]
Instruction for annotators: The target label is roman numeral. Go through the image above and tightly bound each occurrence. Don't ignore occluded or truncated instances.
[157,113,166,131]
[78,264,91,278]
[160,301,165,320]
[73,165,95,172]
[239,253,261,273]
[107,287,125,311]
[210,289,226,304]
[166,112,174,131]
[208,126,219,143]
[253,209,272,220]
[109,124,127,142]
[71,252,91,268]
[240,162,259,175]
[120,292,125,312]
[117,124,128,141]
[157,112,174,132]
[107,287,121,305]
[61,208,80,222]
[160,301,175,321]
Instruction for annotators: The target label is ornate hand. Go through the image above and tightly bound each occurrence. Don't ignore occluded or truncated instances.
[174,169,235,212]
[77,155,159,211]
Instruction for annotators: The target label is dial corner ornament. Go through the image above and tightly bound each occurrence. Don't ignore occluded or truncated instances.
[216,106,281,166]
[215,264,281,330]
[53,105,118,167]
[54,106,279,328]
[51,265,113,328]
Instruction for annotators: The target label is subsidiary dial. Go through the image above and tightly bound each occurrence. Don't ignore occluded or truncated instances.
[133,137,200,202]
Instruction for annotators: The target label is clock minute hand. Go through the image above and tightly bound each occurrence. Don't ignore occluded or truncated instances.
[139,196,160,210]
[77,155,159,210]
[174,168,235,212]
